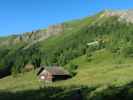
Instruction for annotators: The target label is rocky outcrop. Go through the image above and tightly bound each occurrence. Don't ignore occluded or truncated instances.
[18,23,64,44]
[104,10,133,23]
[23,24,65,49]
[0,23,65,47]
[20,30,47,43]
[47,24,64,35]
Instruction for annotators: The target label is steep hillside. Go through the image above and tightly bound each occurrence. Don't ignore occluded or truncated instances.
[1,9,133,100]
[1,10,133,76]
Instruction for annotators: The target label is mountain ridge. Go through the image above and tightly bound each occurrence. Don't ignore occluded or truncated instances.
[1,9,133,48]
[0,23,65,47]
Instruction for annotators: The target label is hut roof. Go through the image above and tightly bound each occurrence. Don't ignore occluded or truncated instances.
[40,66,70,75]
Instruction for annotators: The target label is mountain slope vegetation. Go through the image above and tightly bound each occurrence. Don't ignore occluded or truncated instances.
[1,10,133,99]
[1,10,133,74]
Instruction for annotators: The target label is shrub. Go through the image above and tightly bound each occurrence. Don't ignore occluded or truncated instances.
[121,45,133,57]
[67,63,78,77]
[11,67,18,77]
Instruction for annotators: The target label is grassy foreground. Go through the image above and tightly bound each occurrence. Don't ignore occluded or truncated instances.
[1,49,133,99]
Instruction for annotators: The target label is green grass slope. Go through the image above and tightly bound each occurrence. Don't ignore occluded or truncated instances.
[1,49,133,100]
[1,10,133,99]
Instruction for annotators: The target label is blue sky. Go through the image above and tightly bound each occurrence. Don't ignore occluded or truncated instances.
[0,0,133,36]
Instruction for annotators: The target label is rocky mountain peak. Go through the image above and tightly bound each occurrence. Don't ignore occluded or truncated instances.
[103,9,133,23]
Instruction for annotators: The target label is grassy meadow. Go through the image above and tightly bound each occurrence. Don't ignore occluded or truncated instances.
[1,49,133,99]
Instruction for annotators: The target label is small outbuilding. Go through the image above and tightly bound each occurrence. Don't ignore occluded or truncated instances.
[87,41,99,46]
[37,66,71,82]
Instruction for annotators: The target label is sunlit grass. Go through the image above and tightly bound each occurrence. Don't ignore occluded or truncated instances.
[1,49,133,93]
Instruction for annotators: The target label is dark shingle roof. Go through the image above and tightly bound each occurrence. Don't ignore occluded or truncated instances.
[39,66,69,75]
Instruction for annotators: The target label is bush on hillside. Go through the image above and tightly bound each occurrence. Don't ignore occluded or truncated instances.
[67,63,78,77]
[121,45,133,57]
